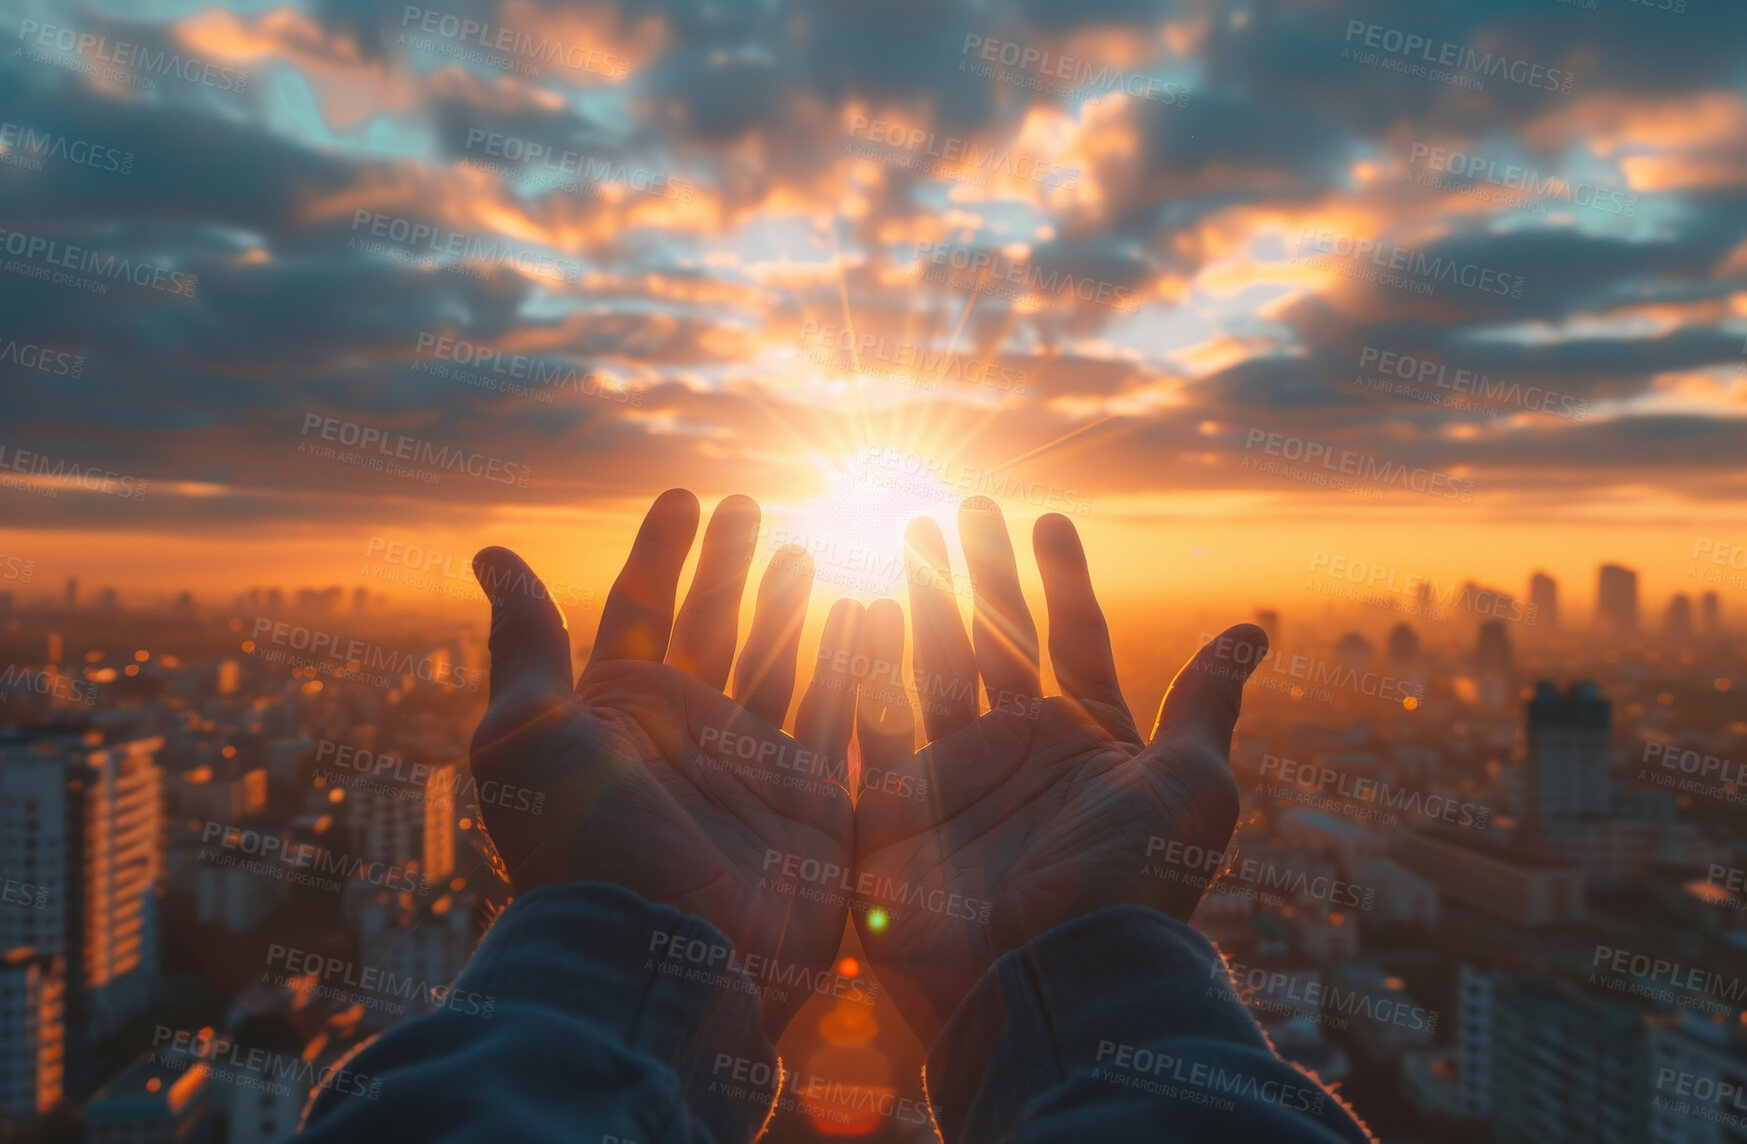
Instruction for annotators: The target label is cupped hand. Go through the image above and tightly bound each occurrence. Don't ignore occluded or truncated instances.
[469,489,863,1037]
[851,497,1266,1043]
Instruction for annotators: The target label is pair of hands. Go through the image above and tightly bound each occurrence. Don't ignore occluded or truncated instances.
[468,489,1266,1044]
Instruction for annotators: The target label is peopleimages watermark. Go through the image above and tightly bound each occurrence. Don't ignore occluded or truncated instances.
[198,820,433,896]
[1355,346,1589,422]
[914,241,1142,312]
[0,555,35,584]
[0,338,84,378]
[1640,740,1746,806]
[396,6,627,79]
[0,122,132,176]
[0,665,99,707]
[1242,429,1476,503]
[1212,959,1439,1035]
[362,535,594,609]
[1,876,48,910]
[16,20,250,93]
[315,738,545,814]
[761,849,994,924]
[1144,837,1377,910]
[1706,865,1747,911]
[152,1026,381,1100]
[857,444,1094,515]
[1193,630,1425,708]
[298,414,533,489]
[692,725,850,803]
[960,35,1190,107]
[844,116,1077,189]
[1259,753,1491,829]
[1405,143,1636,219]
[1091,1042,1325,1112]
[1295,227,1525,300]
[412,332,643,407]
[0,444,149,501]
[1656,1068,1747,1131]
[1341,21,1575,95]
[797,321,1027,393]
[708,1052,930,1129]
[1306,550,1536,626]
[1690,538,1747,593]
[264,944,495,1018]
[461,129,694,203]
[0,227,197,298]
[348,210,583,285]
[248,616,483,692]
[1589,944,1743,1015]
[647,930,877,1006]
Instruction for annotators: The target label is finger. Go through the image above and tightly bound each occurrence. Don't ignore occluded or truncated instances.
[472,546,573,707]
[1151,623,1268,753]
[958,496,1042,716]
[903,517,977,740]
[856,597,916,778]
[589,489,700,666]
[667,494,760,691]
[733,544,814,728]
[1034,513,1139,744]
[795,597,865,777]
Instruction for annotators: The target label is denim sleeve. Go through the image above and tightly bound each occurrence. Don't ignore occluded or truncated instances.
[297,882,778,1144]
[925,905,1376,1144]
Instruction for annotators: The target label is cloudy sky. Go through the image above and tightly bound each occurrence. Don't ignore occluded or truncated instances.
[3,0,1744,630]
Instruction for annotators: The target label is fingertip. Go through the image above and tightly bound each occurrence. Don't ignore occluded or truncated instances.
[650,487,702,532]
[714,492,761,520]
[904,516,949,567]
[1207,623,1269,681]
[866,597,904,629]
[961,494,999,515]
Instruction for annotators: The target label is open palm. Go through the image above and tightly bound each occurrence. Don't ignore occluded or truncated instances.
[852,499,1266,1043]
[470,490,862,1037]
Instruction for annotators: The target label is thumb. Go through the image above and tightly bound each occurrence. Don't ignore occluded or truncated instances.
[473,546,573,707]
[1150,623,1267,754]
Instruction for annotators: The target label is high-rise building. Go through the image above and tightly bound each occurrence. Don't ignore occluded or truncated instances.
[1455,967,1494,1120]
[1596,564,1638,636]
[1666,593,1693,640]
[1529,571,1557,629]
[1476,621,1512,709]
[1387,623,1419,671]
[1491,978,1648,1144]
[1253,610,1279,647]
[1701,591,1721,636]
[1334,632,1372,670]
[1647,1010,1747,1144]
[0,949,64,1128]
[0,735,164,1050]
[62,579,76,611]
[1522,681,1612,832]
[343,762,456,886]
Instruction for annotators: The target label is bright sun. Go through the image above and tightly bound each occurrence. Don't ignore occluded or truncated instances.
[770,448,965,601]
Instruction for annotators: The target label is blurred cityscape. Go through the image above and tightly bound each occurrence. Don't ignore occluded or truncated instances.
[0,564,1742,1143]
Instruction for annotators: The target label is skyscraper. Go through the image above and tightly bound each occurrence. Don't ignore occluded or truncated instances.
[1491,978,1648,1144]
[0,735,165,1050]
[0,949,64,1129]
[1596,564,1637,636]
[1700,591,1721,636]
[1665,594,1693,640]
[1522,682,1611,833]
[1476,621,1512,708]
[1387,623,1419,671]
[1529,571,1557,629]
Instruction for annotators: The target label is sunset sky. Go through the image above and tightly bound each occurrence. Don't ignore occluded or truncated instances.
[4,0,1746,631]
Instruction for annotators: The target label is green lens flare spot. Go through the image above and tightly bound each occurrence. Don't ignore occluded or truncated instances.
[866,908,889,933]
